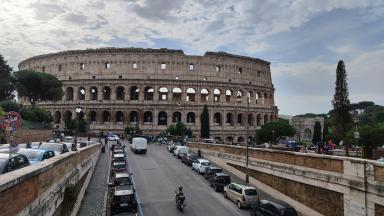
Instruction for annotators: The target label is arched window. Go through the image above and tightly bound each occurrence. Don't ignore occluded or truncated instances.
[247,91,252,103]
[201,89,208,102]
[238,113,243,126]
[226,90,232,102]
[130,86,139,100]
[159,87,168,101]
[144,111,153,123]
[226,136,234,144]
[144,87,154,100]
[237,136,245,143]
[90,111,97,122]
[256,92,261,104]
[130,111,139,123]
[116,111,124,123]
[214,89,221,102]
[270,113,275,122]
[187,112,195,124]
[116,86,125,100]
[78,87,86,100]
[264,93,268,105]
[186,88,196,102]
[54,111,61,124]
[172,87,182,102]
[214,113,222,126]
[257,114,262,126]
[103,86,111,100]
[226,113,233,126]
[158,111,167,125]
[64,111,72,123]
[172,111,181,123]
[248,114,254,126]
[66,87,74,101]
[78,111,85,120]
[236,90,243,103]
[264,114,269,124]
[90,87,98,100]
[103,111,110,123]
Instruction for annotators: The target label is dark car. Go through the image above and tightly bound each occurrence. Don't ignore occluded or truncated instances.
[39,143,69,155]
[204,166,223,180]
[112,153,126,163]
[181,153,198,166]
[17,149,55,164]
[251,200,298,216]
[111,161,128,174]
[113,148,125,155]
[110,185,137,215]
[0,153,30,174]
[210,172,231,191]
[111,172,132,186]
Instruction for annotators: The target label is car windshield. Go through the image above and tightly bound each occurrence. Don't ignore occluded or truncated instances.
[216,176,231,184]
[116,177,130,185]
[213,168,222,173]
[201,162,211,166]
[18,150,44,161]
[39,144,61,152]
[114,194,133,203]
[113,163,126,168]
[245,189,257,196]
[190,154,198,159]
[282,208,298,216]
[0,158,7,172]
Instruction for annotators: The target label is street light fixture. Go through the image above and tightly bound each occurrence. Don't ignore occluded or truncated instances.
[75,105,83,146]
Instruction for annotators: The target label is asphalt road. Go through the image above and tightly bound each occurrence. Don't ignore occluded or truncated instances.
[126,143,250,216]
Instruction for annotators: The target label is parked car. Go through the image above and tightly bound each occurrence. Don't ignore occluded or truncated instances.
[38,143,69,155]
[64,136,75,143]
[224,183,259,209]
[110,185,137,215]
[113,148,125,155]
[130,137,147,154]
[112,153,126,163]
[204,166,223,180]
[17,148,55,164]
[203,138,216,144]
[0,153,30,174]
[181,153,198,166]
[173,146,189,158]
[210,172,231,192]
[111,161,128,174]
[251,200,298,216]
[192,159,211,174]
[108,134,121,141]
[111,172,132,186]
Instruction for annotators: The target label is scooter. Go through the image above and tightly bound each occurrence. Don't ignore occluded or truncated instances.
[175,192,186,211]
[101,145,105,153]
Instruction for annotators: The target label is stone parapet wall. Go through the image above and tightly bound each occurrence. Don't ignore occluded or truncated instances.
[12,129,52,144]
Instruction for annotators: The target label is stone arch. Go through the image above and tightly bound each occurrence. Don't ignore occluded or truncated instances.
[237,136,245,143]
[54,111,61,124]
[304,128,312,140]
[263,93,268,104]
[257,114,262,126]
[64,111,72,123]
[248,113,254,126]
[129,111,139,123]
[264,114,269,124]
[78,87,86,100]
[172,87,182,102]
[144,86,154,101]
[226,136,234,144]
[201,88,209,102]
[247,91,253,103]
[270,113,275,122]
[158,111,167,125]
[130,86,139,100]
[159,87,168,101]
[103,111,110,122]
[226,113,233,126]
[187,112,195,124]
[236,90,243,102]
[90,86,98,100]
[225,89,232,102]
[213,88,221,102]
[66,87,74,101]
[89,111,97,122]
[172,111,182,123]
[238,113,244,126]
[186,88,196,102]
[116,86,125,100]
[214,112,222,126]
[103,86,111,100]
[256,92,261,104]
[115,111,124,123]
[144,111,153,123]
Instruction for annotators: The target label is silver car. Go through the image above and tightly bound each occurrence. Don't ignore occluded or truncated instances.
[224,183,259,208]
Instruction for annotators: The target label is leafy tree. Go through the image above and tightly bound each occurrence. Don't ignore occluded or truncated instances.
[124,125,142,136]
[256,119,296,143]
[200,104,210,138]
[332,60,352,155]
[14,70,63,105]
[0,55,14,100]
[0,100,21,112]
[20,106,53,123]
[0,107,5,117]
[312,121,322,143]
[162,122,193,137]
[359,105,384,124]
[65,119,87,132]
[350,101,375,111]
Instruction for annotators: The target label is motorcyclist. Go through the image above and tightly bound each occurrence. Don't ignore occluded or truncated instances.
[175,186,185,204]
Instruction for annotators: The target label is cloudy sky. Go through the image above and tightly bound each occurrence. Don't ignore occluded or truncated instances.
[1,0,383,115]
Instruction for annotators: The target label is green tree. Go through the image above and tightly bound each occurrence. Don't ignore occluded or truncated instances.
[332,60,352,155]
[14,70,63,105]
[0,55,14,100]
[0,100,21,112]
[161,122,193,137]
[20,106,53,123]
[312,121,322,144]
[124,125,142,136]
[200,104,210,138]
[256,119,296,143]
[0,107,5,117]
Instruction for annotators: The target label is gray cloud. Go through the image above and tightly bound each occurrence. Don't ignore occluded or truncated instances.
[30,2,66,21]
[64,13,88,25]
[132,0,186,20]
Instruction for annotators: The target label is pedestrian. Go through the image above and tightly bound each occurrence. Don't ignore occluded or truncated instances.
[88,136,91,142]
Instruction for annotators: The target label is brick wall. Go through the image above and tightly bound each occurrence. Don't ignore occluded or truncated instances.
[13,129,52,144]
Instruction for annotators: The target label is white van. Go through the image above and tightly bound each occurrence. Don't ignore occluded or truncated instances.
[173,146,189,158]
[130,137,147,154]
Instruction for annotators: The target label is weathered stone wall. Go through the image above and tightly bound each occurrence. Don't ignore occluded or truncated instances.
[13,129,52,144]
[291,116,324,142]
[0,144,100,216]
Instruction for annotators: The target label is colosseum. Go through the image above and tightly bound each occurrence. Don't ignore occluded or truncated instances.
[18,47,278,144]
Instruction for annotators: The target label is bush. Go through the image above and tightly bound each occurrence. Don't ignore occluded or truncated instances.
[20,106,53,123]
[0,100,21,112]
[125,125,142,136]
[65,119,87,132]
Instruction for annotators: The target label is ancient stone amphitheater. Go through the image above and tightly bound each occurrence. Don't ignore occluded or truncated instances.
[18,48,278,144]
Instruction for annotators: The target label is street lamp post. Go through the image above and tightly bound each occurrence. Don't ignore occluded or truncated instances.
[75,106,82,146]
[272,129,275,145]
[353,115,360,157]
[245,97,250,185]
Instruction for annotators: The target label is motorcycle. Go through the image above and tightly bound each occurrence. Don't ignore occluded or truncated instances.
[175,191,186,211]
[101,145,105,153]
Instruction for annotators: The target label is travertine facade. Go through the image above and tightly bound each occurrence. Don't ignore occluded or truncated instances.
[18,48,278,143]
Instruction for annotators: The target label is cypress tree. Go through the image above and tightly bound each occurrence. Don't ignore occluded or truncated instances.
[312,121,322,144]
[0,55,14,100]
[332,60,352,155]
[200,104,210,138]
